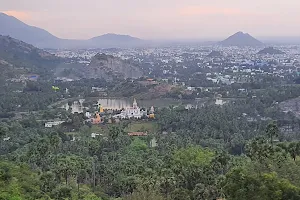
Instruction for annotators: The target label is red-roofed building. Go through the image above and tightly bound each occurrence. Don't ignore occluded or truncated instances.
[128,132,148,136]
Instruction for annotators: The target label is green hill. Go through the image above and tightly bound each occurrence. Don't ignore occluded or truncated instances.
[0,35,61,79]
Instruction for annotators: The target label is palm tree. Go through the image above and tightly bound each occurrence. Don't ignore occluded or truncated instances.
[77,169,87,198]
[287,142,300,161]
[108,125,124,154]
[265,122,279,147]
[55,155,79,185]
[0,125,9,138]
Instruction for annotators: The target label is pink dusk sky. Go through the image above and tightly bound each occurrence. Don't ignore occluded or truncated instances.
[1,0,300,40]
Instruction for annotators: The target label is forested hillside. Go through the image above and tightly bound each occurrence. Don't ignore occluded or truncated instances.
[0,35,61,79]
[2,102,300,199]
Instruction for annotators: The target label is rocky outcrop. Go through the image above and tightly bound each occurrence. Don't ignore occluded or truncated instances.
[85,54,143,80]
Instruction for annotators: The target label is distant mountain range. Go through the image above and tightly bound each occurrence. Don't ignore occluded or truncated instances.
[2,12,300,49]
[0,13,61,48]
[219,32,263,47]
[0,13,145,49]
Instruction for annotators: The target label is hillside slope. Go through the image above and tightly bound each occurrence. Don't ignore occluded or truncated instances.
[0,13,145,49]
[0,13,60,48]
[0,35,60,78]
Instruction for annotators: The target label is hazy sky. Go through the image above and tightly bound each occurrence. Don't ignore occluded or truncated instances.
[1,0,300,40]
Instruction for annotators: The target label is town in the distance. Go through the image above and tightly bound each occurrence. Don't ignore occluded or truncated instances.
[2,10,300,200]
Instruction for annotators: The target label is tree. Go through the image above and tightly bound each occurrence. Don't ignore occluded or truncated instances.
[266,122,279,147]
[108,125,124,153]
[224,168,300,200]
[55,155,80,185]
[77,169,88,199]
[245,137,274,163]
[158,168,176,198]
[108,125,123,142]
[0,124,9,138]
[171,188,191,200]
[40,171,57,193]
[193,183,219,200]
[0,161,46,199]
[49,133,62,152]
[287,142,300,161]
[123,186,165,200]
[212,151,231,175]
[71,114,83,130]
[52,185,72,200]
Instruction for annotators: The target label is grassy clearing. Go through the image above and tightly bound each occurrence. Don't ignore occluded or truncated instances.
[65,132,79,136]
[125,121,158,133]
[90,125,104,133]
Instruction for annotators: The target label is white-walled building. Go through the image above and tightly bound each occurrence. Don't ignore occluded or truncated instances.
[113,99,145,119]
[45,121,65,128]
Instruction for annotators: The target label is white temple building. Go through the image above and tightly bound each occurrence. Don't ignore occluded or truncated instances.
[113,99,145,119]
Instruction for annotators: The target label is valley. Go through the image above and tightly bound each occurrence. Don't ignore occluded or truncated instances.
[2,12,300,200]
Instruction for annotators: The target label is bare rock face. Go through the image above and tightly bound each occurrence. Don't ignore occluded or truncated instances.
[86,53,143,80]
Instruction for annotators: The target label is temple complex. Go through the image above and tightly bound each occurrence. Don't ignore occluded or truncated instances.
[113,99,145,119]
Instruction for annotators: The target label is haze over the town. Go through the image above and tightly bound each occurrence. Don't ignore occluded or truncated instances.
[1,0,300,40]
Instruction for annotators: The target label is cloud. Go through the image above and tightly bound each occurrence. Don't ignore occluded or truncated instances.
[179,6,249,16]
[2,10,32,20]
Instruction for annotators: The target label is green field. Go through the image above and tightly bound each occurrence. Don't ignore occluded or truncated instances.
[64,124,107,136]
[124,121,159,133]
[64,122,158,137]
[65,132,78,136]
[90,125,105,133]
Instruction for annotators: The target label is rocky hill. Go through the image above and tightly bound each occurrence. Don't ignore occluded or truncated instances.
[57,54,144,80]
[87,54,143,79]
[258,47,285,55]
[219,32,263,47]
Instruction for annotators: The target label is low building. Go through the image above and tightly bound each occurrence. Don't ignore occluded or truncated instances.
[128,132,148,136]
[91,133,103,138]
[45,121,65,128]
[3,137,10,141]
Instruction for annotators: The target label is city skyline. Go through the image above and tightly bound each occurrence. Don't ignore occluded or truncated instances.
[1,0,300,40]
